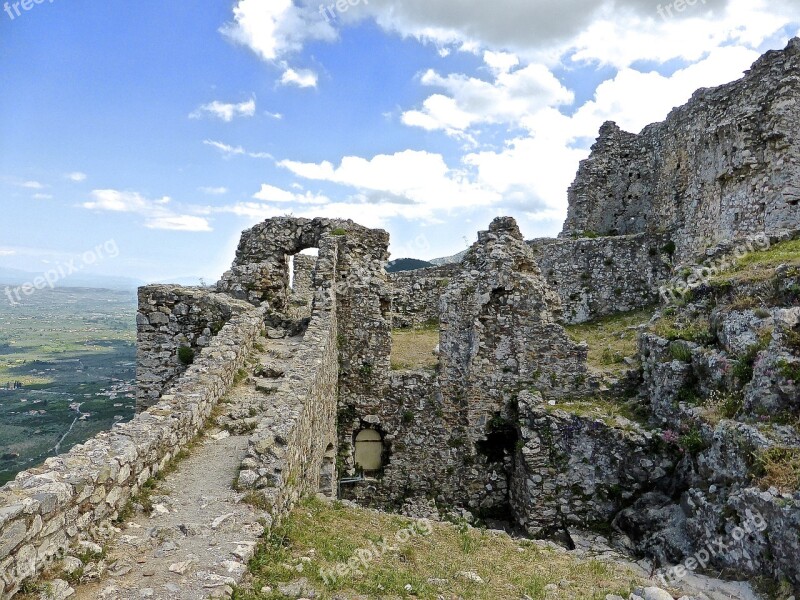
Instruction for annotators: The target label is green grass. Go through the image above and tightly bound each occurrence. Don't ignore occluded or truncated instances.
[753,447,800,492]
[391,323,440,371]
[542,397,647,429]
[711,239,800,283]
[564,307,656,375]
[235,497,643,600]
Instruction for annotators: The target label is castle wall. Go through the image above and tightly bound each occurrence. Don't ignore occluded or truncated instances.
[136,286,253,411]
[561,39,800,263]
[530,233,673,323]
[236,236,340,516]
[388,264,459,328]
[0,305,266,599]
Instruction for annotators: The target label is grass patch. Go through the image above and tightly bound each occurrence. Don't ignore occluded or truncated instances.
[564,307,656,374]
[754,447,800,492]
[543,397,647,429]
[391,324,440,371]
[651,315,714,345]
[236,497,643,600]
[711,239,800,283]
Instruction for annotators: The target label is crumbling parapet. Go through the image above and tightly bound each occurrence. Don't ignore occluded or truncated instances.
[562,37,800,263]
[389,263,459,328]
[136,285,253,411]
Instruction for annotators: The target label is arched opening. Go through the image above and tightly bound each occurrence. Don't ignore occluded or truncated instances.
[354,429,384,476]
[319,443,336,497]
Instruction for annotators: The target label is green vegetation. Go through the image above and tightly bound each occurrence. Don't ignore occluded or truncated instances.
[391,322,440,371]
[564,307,656,374]
[651,314,714,345]
[331,228,347,236]
[178,346,195,366]
[678,427,706,455]
[710,239,800,283]
[0,287,136,485]
[235,496,642,599]
[543,397,647,428]
[669,342,693,363]
[754,447,800,492]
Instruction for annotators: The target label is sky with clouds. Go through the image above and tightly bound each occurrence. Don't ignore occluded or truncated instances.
[0,0,798,283]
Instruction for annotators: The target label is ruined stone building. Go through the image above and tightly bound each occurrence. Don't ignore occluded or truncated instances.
[1,37,799,600]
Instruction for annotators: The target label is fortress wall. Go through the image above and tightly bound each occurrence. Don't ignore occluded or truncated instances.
[0,305,266,600]
[530,233,673,324]
[562,39,800,263]
[236,236,340,518]
[388,264,459,329]
[136,285,254,410]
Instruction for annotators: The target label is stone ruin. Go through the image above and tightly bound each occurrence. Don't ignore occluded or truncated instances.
[1,37,799,600]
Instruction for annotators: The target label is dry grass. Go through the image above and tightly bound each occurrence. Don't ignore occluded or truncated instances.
[391,325,440,371]
[238,497,643,600]
[565,308,656,374]
[754,447,800,492]
[711,238,800,284]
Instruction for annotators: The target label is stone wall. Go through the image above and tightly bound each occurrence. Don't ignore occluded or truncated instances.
[136,285,253,410]
[562,38,800,263]
[342,218,600,520]
[289,253,316,318]
[530,233,673,323]
[388,264,459,328]
[237,236,340,516]
[0,305,266,599]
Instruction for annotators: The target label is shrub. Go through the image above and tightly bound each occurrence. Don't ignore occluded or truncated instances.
[331,228,347,236]
[754,447,800,491]
[679,427,706,455]
[669,342,693,362]
[177,346,194,365]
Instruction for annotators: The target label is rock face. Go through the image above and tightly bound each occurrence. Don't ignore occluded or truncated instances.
[562,38,800,262]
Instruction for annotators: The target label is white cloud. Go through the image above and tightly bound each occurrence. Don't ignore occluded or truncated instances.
[82,190,212,232]
[221,0,336,61]
[280,67,318,88]
[203,139,273,160]
[32,193,54,200]
[66,172,87,182]
[21,181,44,189]
[280,149,499,216]
[253,183,329,204]
[0,250,16,256]
[402,60,573,136]
[190,98,256,122]
[199,186,229,196]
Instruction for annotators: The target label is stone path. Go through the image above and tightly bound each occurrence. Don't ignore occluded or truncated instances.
[63,331,304,600]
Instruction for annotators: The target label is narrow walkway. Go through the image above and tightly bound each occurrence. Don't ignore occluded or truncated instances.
[69,330,303,600]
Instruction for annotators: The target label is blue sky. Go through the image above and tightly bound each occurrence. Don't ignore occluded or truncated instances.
[1,0,798,283]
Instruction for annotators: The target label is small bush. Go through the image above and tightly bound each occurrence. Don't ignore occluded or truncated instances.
[177,346,194,366]
[662,240,677,257]
[331,228,347,236]
[679,427,706,455]
[669,342,693,362]
[754,447,800,492]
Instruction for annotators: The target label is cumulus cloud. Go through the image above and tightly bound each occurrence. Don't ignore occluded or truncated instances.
[190,98,256,122]
[20,181,44,189]
[66,172,87,182]
[279,67,318,88]
[32,193,54,200]
[220,0,335,61]
[82,190,212,232]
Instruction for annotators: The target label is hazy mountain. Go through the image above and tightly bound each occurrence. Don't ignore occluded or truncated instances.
[0,267,142,291]
[429,248,469,266]
[386,258,435,273]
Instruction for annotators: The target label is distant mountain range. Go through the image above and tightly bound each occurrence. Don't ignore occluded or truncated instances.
[0,267,143,291]
[429,248,469,266]
[386,258,435,273]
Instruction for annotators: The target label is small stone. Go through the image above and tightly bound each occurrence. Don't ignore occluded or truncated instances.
[139,589,154,598]
[641,588,674,600]
[169,559,196,574]
[456,571,484,584]
[39,579,74,600]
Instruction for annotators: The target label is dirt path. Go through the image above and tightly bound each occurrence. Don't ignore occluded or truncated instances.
[67,331,303,600]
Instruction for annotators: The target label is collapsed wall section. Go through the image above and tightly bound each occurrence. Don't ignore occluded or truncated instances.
[562,38,800,262]
[0,304,266,599]
[136,285,253,410]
